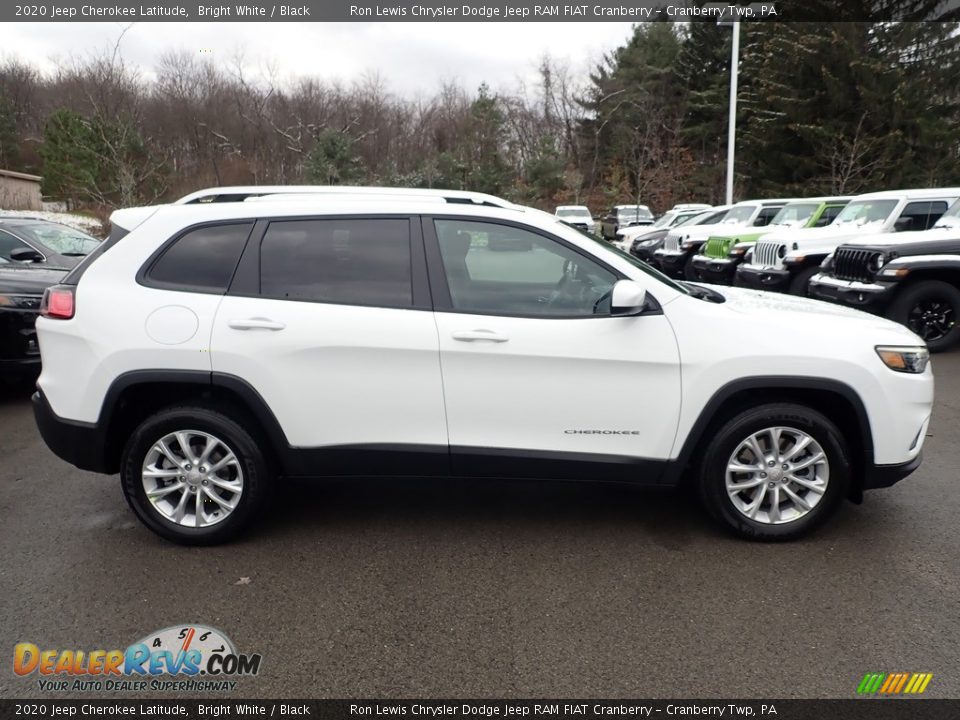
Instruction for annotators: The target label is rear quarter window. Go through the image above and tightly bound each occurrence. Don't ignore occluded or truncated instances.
[143,223,253,293]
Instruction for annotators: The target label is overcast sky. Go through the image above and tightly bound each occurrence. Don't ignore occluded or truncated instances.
[4,22,637,96]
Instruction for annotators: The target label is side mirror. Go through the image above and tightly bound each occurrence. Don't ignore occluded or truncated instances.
[610,279,648,316]
[893,217,913,232]
[10,247,44,263]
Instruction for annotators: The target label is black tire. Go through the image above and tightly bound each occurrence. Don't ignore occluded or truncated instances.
[698,403,850,541]
[886,280,960,353]
[683,256,700,281]
[788,266,821,297]
[120,405,273,545]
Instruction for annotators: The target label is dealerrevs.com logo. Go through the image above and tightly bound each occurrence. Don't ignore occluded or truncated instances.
[13,624,262,692]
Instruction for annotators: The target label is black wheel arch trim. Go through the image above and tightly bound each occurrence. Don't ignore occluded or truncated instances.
[663,376,875,487]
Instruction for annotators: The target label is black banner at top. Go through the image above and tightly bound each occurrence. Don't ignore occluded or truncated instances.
[3,0,960,23]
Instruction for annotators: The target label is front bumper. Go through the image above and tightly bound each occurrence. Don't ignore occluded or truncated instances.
[807,273,896,311]
[690,254,740,284]
[863,452,923,490]
[32,389,112,473]
[736,264,791,292]
[653,248,692,278]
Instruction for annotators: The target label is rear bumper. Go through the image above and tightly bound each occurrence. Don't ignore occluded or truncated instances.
[863,452,923,490]
[690,255,739,284]
[736,264,791,292]
[807,273,896,311]
[32,390,111,473]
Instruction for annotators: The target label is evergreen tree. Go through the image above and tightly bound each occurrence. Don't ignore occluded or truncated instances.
[305,128,366,185]
[38,109,100,201]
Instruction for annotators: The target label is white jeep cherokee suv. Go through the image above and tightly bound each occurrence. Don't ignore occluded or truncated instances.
[33,186,934,545]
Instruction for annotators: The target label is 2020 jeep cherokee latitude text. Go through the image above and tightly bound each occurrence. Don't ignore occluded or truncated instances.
[32,187,934,545]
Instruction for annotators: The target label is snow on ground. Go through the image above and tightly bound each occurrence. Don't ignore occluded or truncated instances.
[0,208,106,238]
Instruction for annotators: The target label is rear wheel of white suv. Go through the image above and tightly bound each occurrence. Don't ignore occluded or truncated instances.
[120,406,273,545]
[698,403,849,541]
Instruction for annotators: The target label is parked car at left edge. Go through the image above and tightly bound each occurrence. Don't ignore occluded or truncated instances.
[0,216,102,269]
[0,265,67,378]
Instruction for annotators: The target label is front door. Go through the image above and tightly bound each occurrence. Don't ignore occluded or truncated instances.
[425,217,681,482]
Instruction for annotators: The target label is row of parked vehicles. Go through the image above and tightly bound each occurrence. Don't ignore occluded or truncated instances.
[590,188,960,352]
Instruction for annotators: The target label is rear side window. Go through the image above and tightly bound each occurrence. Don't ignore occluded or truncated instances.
[259,218,412,308]
[146,223,252,292]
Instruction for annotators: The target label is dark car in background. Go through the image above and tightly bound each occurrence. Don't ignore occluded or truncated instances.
[0,217,101,269]
[599,204,654,240]
[0,266,66,379]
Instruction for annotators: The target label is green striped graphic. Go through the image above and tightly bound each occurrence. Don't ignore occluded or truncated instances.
[857,673,886,694]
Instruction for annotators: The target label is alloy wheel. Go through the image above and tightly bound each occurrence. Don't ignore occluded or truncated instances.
[725,426,829,525]
[141,430,244,528]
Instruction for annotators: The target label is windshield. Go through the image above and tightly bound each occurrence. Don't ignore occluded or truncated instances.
[833,199,898,227]
[11,222,101,256]
[719,205,757,224]
[556,208,589,219]
[771,203,819,227]
[651,211,676,229]
[617,206,653,221]
[560,221,691,296]
[935,199,960,228]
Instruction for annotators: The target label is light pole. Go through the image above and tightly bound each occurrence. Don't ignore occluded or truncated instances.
[720,20,740,205]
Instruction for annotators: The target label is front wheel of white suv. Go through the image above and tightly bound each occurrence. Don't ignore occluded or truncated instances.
[120,406,273,545]
[698,403,850,541]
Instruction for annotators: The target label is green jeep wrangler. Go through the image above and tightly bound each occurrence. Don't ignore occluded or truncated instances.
[691,198,850,285]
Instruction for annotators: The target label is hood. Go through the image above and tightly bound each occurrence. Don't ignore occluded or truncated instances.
[842,227,960,253]
[672,221,753,242]
[623,227,670,243]
[0,265,68,294]
[763,223,885,247]
[705,283,921,337]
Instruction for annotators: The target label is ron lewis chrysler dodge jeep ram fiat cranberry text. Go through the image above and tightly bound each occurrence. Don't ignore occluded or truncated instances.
[32,186,934,544]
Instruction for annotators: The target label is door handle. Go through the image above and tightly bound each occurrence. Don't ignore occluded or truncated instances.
[451,329,509,343]
[227,317,286,331]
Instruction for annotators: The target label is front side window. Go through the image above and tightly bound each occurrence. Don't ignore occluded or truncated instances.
[897,201,948,232]
[146,223,252,292]
[0,230,30,262]
[260,218,412,308]
[817,204,846,226]
[753,207,783,227]
[435,219,617,317]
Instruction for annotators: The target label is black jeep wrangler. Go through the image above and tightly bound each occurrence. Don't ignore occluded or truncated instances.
[809,237,960,352]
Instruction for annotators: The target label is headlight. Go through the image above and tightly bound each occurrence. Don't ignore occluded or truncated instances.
[875,346,930,374]
[868,253,887,273]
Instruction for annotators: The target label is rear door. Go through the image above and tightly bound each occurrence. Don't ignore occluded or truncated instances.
[210,215,448,475]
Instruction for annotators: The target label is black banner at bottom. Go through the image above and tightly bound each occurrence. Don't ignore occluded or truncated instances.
[1,701,959,720]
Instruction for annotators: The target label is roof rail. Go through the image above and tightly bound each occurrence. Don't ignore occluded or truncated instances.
[173,185,518,209]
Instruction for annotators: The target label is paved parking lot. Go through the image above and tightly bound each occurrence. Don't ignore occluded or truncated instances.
[1,355,959,700]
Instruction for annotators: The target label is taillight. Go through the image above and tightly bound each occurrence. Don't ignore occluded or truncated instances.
[40,285,75,319]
